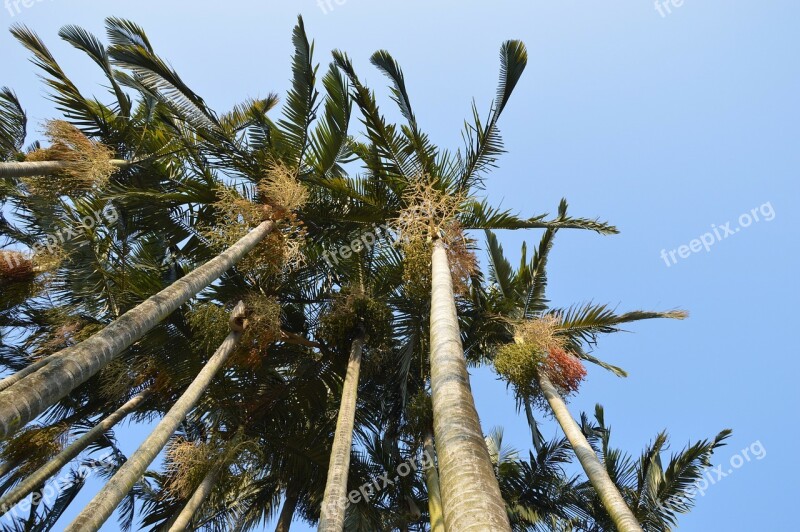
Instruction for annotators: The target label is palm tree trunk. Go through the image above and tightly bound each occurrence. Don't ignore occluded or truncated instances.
[538,373,643,532]
[318,332,364,532]
[422,431,445,532]
[0,389,151,517]
[64,302,247,532]
[0,159,129,178]
[0,221,274,439]
[429,240,511,531]
[275,488,299,532]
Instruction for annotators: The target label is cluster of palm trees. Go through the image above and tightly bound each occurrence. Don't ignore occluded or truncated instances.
[0,16,729,532]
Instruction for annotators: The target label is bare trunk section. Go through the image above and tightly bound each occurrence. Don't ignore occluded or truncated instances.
[0,159,129,178]
[538,373,643,532]
[275,488,299,532]
[64,302,248,532]
[318,333,364,532]
[429,240,511,531]
[422,431,445,532]
[0,221,274,438]
[0,389,151,516]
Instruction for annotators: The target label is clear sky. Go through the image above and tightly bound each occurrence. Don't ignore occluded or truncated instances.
[2,1,798,530]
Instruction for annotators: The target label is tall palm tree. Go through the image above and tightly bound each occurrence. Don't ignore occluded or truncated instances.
[318,328,366,531]
[317,236,400,530]
[0,15,351,441]
[470,205,687,532]
[331,42,616,531]
[64,301,247,531]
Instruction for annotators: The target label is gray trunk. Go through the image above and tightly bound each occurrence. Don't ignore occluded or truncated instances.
[0,389,151,517]
[318,334,364,532]
[429,240,511,531]
[0,221,274,438]
[0,159,129,178]
[64,302,247,532]
[538,373,643,532]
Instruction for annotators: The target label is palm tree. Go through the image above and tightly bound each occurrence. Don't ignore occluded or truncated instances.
[64,301,247,531]
[573,405,731,531]
[317,237,400,530]
[0,15,351,441]
[331,42,616,531]
[318,329,366,531]
[486,427,584,530]
[470,204,688,532]
[0,219,274,438]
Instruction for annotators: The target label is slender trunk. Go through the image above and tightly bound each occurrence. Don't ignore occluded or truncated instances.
[64,302,247,532]
[0,159,129,179]
[275,488,299,532]
[0,221,274,438]
[318,333,364,532]
[429,240,510,531]
[422,431,445,532]
[167,464,222,532]
[0,389,151,517]
[538,373,643,532]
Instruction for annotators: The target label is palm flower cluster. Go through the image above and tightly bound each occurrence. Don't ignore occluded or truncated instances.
[22,120,116,196]
[0,16,729,532]
[393,179,477,296]
[495,316,587,405]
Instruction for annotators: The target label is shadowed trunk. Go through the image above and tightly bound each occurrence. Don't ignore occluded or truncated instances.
[275,488,299,532]
[429,240,511,531]
[0,389,151,517]
[318,332,365,532]
[538,373,643,532]
[0,221,274,439]
[422,431,445,532]
[64,302,248,532]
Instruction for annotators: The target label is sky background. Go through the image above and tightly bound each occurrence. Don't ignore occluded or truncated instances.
[2,1,798,530]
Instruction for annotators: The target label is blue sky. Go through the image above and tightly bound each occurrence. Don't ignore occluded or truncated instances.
[2,1,798,530]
